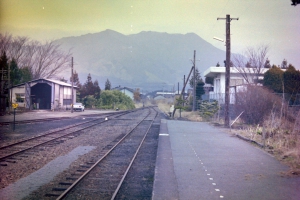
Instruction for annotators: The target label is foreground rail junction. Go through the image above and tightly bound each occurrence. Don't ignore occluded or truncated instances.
[1,107,300,200]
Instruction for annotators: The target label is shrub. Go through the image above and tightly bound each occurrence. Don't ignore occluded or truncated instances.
[235,85,283,124]
[83,95,97,108]
[199,100,219,121]
[98,90,135,110]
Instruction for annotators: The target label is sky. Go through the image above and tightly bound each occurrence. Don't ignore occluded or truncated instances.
[1,0,299,69]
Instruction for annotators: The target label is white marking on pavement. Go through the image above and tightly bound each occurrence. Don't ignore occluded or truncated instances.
[185,138,224,199]
[159,133,169,136]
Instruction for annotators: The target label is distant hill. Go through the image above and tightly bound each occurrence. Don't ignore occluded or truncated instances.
[55,29,227,92]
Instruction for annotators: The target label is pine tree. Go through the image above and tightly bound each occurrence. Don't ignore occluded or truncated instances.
[20,67,32,83]
[263,65,284,93]
[105,79,111,90]
[70,70,82,88]
[189,67,201,88]
[0,51,9,93]
[196,81,205,100]
[93,80,101,99]
[283,64,300,95]
[10,59,22,85]
[80,73,101,99]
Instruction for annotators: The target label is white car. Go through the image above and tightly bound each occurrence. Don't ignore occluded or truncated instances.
[73,103,85,112]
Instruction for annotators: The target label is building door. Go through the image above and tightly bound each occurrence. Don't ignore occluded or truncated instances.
[31,83,51,109]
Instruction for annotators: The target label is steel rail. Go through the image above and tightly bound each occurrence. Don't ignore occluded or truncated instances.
[0,109,135,150]
[0,117,71,126]
[0,109,138,161]
[0,109,134,126]
[111,107,158,199]
[0,113,115,150]
[55,107,153,200]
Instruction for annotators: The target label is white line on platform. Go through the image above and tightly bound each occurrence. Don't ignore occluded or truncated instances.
[159,133,169,136]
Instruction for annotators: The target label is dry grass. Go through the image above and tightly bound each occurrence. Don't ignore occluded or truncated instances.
[155,99,203,121]
[134,100,156,109]
[231,114,300,176]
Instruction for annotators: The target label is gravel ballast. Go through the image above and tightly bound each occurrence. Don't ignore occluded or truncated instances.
[0,146,95,200]
[0,108,164,199]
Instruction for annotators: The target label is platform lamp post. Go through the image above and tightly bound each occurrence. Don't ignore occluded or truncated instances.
[71,57,74,113]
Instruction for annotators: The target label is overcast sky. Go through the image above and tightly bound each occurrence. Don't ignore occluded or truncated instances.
[1,0,299,68]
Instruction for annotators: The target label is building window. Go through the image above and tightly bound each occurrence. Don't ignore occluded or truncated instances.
[63,87,72,99]
[63,99,72,105]
[15,93,25,102]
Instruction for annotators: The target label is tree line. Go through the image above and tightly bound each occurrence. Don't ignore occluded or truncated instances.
[70,72,135,110]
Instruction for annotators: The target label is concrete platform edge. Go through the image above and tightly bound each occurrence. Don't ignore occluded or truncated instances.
[152,119,179,200]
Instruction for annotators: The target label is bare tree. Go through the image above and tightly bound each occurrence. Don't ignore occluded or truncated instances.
[29,41,71,79]
[0,33,13,53]
[233,45,269,84]
[7,36,29,64]
[19,40,39,73]
[0,33,72,80]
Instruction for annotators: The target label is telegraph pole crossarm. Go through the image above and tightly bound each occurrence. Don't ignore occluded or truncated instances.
[217,14,239,127]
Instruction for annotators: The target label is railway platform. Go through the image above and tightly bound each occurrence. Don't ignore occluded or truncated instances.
[152,120,300,200]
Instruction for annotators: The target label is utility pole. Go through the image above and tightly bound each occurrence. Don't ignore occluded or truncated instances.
[71,57,74,113]
[183,75,185,95]
[192,50,196,112]
[217,14,238,127]
[8,62,11,112]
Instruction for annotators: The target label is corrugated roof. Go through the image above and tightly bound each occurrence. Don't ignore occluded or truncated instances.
[11,78,76,88]
[45,79,73,87]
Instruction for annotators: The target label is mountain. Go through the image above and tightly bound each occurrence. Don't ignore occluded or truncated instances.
[55,29,227,92]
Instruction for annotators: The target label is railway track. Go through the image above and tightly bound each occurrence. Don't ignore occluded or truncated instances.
[0,110,129,126]
[0,109,137,164]
[34,107,159,199]
[0,117,72,126]
[0,107,162,199]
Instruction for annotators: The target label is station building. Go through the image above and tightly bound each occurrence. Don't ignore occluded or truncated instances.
[9,79,76,110]
[203,66,269,104]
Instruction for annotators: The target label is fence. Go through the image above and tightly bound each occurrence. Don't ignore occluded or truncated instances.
[206,93,237,104]
[207,92,300,106]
